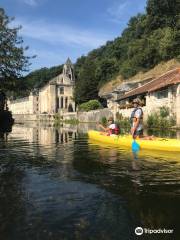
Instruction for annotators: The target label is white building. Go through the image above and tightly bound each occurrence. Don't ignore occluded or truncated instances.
[8,58,75,115]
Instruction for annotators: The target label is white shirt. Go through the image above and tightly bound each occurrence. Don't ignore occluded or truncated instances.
[109,123,116,129]
[133,108,143,131]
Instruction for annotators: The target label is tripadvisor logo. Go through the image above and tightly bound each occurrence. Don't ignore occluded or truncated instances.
[135,227,174,235]
[135,227,143,235]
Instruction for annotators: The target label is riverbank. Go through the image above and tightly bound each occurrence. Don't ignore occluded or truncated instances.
[11,107,180,131]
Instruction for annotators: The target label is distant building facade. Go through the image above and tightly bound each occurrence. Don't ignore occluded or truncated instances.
[8,58,75,115]
[7,92,39,114]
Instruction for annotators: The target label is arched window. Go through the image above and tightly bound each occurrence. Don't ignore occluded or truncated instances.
[65,97,68,108]
[60,87,64,94]
[68,103,73,112]
[61,97,63,108]
[56,97,59,110]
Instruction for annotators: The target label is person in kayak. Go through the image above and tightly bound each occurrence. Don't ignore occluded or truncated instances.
[130,98,144,138]
[98,116,120,136]
[130,98,155,140]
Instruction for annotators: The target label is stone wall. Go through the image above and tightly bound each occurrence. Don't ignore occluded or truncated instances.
[77,108,113,122]
[62,108,113,123]
[12,114,57,123]
[13,114,38,122]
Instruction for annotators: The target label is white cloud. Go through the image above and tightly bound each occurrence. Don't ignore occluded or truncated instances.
[28,48,63,60]
[107,1,129,24]
[14,18,110,49]
[26,48,66,69]
[107,0,146,24]
[20,0,39,7]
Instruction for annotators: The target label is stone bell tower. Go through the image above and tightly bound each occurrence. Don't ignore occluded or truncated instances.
[63,58,75,82]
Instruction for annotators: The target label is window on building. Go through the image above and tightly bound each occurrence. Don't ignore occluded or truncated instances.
[60,87,64,94]
[156,89,168,99]
[61,97,63,108]
[65,97,68,108]
[56,97,59,109]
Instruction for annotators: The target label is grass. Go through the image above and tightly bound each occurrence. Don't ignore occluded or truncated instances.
[54,113,79,125]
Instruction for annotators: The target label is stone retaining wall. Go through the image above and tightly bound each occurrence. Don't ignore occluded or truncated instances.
[78,108,113,122]
[62,108,113,122]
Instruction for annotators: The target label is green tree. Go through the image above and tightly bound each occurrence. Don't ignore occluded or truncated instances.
[146,0,180,30]
[0,8,33,90]
[95,58,119,86]
[74,58,99,104]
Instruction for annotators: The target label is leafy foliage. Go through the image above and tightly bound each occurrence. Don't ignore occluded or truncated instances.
[147,107,176,128]
[24,65,63,90]
[0,8,34,91]
[159,106,169,118]
[116,112,131,131]
[100,116,107,126]
[78,100,102,112]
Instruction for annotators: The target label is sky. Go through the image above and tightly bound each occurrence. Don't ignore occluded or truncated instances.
[1,0,147,72]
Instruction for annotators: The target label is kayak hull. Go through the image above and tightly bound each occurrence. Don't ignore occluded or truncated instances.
[88,130,180,152]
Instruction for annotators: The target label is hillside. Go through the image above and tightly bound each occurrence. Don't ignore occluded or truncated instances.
[74,0,180,104]
[99,59,180,96]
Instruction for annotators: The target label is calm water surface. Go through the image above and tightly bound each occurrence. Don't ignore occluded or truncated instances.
[0,123,180,240]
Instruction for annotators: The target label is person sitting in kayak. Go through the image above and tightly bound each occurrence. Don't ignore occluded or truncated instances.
[130,98,155,140]
[98,116,120,136]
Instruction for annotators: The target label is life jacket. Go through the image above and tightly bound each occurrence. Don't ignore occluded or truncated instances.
[109,124,120,135]
[130,108,143,125]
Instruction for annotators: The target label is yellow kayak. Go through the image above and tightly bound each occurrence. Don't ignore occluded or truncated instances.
[88,130,180,152]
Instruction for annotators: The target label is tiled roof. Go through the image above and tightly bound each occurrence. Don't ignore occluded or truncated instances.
[117,68,180,101]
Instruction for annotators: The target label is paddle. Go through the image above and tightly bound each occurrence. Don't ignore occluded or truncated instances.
[132,139,140,152]
[132,131,140,152]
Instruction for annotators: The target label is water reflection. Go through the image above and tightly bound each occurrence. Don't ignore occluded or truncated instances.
[10,123,77,145]
[0,123,180,239]
[85,139,180,237]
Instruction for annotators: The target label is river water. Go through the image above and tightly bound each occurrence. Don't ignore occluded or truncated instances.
[0,123,180,240]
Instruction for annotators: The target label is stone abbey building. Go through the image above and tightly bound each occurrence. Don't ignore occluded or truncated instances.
[8,58,76,115]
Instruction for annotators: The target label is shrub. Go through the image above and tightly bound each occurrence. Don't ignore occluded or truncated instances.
[78,100,102,112]
[159,106,169,118]
[115,112,131,129]
[116,112,123,120]
[64,118,79,125]
[169,115,176,126]
[147,112,159,128]
[100,116,107,126]
[117,117,131,129]
[147,107,175,129]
